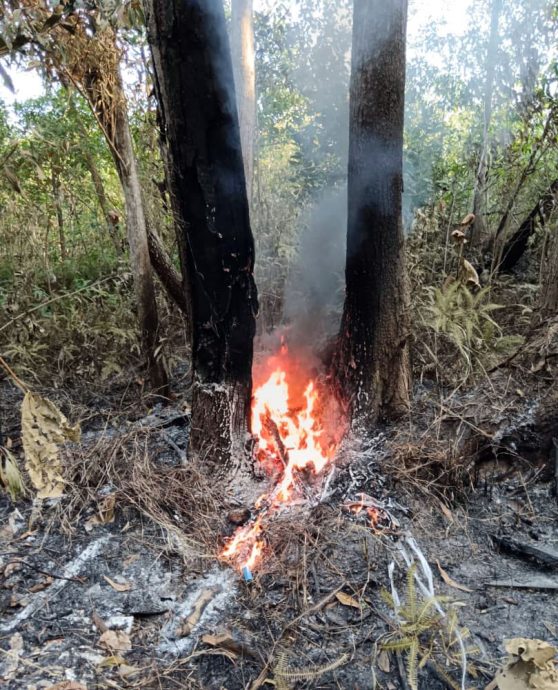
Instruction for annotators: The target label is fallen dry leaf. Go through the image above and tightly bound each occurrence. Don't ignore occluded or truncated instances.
[177,587,218,637]
[335,591,362,609]
[436,561,473,593]
[490,638,558,690]
[99,629,131,654]
[202,630,258,659]
[505,638,556,668]
[3,561,21,577]
[103,575,132,592]
[28,576,53,593]
[21,391,80,499]
[85,495,116,531]
[2,632,23,681]
[377,649,391,673]
[45,683,87,690]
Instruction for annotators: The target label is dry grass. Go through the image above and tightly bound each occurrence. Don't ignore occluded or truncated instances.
[53,426,228,564]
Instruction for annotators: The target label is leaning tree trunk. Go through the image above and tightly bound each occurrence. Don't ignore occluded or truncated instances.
[334,0,411,426]
[146,0,258,477]
[231,0,256,204]
[499,178,558,274]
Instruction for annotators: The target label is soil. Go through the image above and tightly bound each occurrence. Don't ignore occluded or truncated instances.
[1,376,558,690]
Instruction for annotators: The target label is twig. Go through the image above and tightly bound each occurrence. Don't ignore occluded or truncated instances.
[7,558,87,584]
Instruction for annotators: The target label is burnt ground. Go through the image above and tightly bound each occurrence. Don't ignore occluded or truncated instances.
[1,379,558,690]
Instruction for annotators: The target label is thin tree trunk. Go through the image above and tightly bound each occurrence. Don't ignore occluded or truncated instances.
[146,222,190,324]
[334,0,411,426]
[146,0,258,478]
[500,179,558,273]
[82,141,123,254]
[471,0,502,248]
[51,166,66,260]
[231,0,256,204]
[78,55,169,396]
[539,226,558,317]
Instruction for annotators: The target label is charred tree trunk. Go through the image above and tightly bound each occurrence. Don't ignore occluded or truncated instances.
[231,0,256,204]
[499,179,558,274]
[146,0,258,477]
[471,0,501,248]
[334,0,411,427]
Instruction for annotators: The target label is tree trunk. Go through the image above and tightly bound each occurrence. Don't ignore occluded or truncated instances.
[146,0,258,477]
[82,140,123,254]
[539,225,558,317]
[470,0,502,248]
[51,166,67,260]
[334,0,411,427]
[491,105,556,273]
[80,57,169,396]
[146,223,190,324]
[231,0,256,204]
[500,179,558,274]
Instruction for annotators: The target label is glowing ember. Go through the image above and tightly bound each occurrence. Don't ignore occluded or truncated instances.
[221,345,345,574]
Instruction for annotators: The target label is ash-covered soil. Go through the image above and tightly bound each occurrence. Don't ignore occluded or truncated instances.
[1,391,558,690]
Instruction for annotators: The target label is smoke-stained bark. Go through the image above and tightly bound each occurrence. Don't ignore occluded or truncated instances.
[231,0,256,204]
[146,0,258,476]
[334,0,410,426]
[539,224,558,318]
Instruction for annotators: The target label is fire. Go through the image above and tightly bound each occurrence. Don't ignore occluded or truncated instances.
[221,344,345,574]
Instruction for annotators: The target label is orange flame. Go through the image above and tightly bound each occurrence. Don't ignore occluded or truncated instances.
[221,346,345,574]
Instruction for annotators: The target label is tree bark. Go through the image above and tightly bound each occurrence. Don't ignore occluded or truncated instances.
[146,0,258,477]
[500,178,558,274]
[231,0,256,204]
[471,0,502,248]
[79,52,169,396]
[145,223,190,323]
[539,225,558,317]
[334,0,411,427]
[81,138,123,254]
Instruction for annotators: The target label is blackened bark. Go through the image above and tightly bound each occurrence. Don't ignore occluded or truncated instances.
[334,0,410,426]
[146,0,258,476]
[500,179,558,273]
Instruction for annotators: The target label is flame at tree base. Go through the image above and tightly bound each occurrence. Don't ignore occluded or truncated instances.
[220,343,346,573]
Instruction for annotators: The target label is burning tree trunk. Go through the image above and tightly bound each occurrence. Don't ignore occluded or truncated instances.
[334,0,411,426]
[231,0,256,204]
[146,0,258,476]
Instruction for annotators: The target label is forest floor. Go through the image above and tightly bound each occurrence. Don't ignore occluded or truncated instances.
[1,356,558,690]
